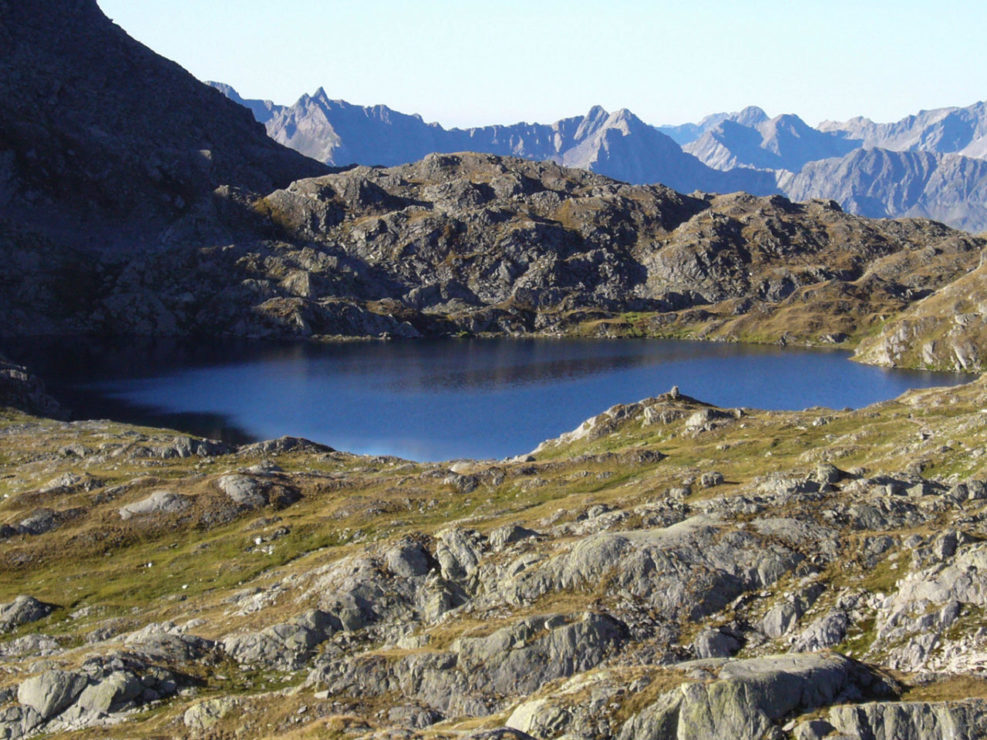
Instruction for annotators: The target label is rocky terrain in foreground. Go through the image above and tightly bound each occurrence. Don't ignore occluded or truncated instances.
[3,373,987,737]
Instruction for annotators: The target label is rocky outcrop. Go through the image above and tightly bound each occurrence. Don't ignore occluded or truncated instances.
[854,258,987,371]
[5,653,188,736]
[223,609,340,670]
[8,146,981,356]
[309,612,629,718]
[823,699,987,739]
[118,490,192,520]
[231,153,981,348]
[0,356,63,418]
[502,654,896,740]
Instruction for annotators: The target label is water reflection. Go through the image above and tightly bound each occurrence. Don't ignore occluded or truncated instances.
[2,337,970,461]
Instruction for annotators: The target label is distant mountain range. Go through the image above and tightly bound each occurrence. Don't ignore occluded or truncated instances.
[210,83,987,233]
[207,85,773,197]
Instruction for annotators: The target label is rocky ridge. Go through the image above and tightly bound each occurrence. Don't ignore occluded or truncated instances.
[778,148,987,235]
[854,254,987,372]
[819,101,987,160]
[5,151,985,372]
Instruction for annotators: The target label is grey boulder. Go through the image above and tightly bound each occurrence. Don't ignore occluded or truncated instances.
[223,609,340,670]
[693,627,741,658]
[17,669,87,720]
[384,539,434,578]
[74,670,143,714]
[118,490,191,520]
[0,595,54,633]
[216,475,267,508]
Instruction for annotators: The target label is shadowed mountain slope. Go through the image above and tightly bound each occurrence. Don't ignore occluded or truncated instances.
[778,148,987,233]
[0,0,326,249]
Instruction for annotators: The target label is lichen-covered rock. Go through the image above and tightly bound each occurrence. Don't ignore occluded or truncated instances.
[760,583,826,640]
[16,507,84,536]
[238,436,334,455]
[0,704,42,740]
[223,609,340,670]
[151,436,231,458]
[435,527,485,583]
[507,669,629,739]
[73,670,143,715]
[384,539,434,578]
[0,356,63,418]
[184,696,242,734]
[455,613,629,699]
[488,524,540,551]
[0,633,61,659]
[312,612,628,718]
[464,730,537,740]
[827,698,987,740]
[791,610,849,652]
[498,515,804,631]
[693,627,742,658]
[620,654,896,740]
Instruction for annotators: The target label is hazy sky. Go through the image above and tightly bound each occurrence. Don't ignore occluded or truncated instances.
[97,0,987,129]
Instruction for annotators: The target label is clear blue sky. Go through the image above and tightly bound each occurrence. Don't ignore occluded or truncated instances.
[97,0,987,128]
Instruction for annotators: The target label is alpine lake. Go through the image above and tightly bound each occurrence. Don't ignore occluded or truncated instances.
[4,337,971,462]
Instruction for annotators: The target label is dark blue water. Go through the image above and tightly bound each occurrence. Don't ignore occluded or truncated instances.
[4,337,970,461]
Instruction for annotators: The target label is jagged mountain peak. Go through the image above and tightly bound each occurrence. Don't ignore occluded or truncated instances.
[734,105,770,127]
[685,108,861,175]
[769,113,811,130]
[610,107,642,124]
